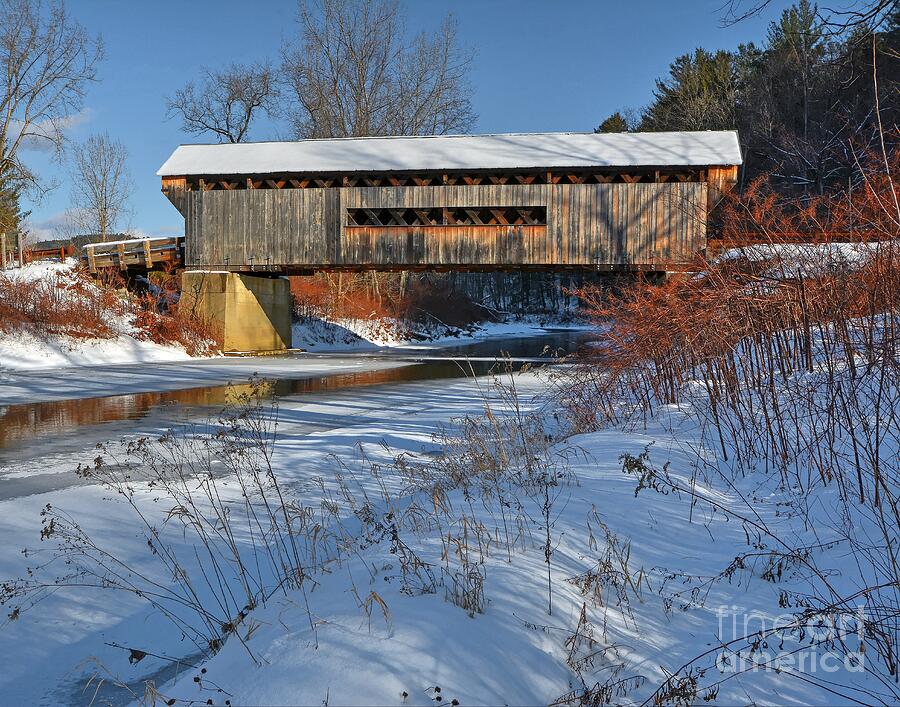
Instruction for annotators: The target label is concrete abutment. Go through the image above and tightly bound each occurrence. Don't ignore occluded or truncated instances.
[180,271,292,353]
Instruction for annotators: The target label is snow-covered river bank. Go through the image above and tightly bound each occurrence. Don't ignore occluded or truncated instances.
[0,329,594,704]
[1,323,888,706]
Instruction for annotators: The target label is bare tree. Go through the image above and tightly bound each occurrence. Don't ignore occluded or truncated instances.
[166,62,276,143]
[0,0,101,195]
[280,0,476,138]
[721,0,898,34]
[67,133,133,241]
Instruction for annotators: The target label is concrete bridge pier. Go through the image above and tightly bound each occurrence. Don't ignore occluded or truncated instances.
[180,271,292,353]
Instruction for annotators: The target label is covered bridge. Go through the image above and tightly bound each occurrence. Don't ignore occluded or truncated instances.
[157,130,741,352]
[158,130,741,273]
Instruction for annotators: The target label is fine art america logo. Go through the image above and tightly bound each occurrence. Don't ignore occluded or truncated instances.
[714,606,866,674]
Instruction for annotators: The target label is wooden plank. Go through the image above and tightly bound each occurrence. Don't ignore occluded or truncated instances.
[174,173,716,269]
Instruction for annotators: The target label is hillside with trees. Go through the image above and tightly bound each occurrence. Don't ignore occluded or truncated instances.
[603,1,900,194]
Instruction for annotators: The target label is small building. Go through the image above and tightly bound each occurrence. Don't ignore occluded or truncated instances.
[158,130,741,274]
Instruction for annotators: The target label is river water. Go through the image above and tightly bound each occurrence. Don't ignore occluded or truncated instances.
[0,330,595,498]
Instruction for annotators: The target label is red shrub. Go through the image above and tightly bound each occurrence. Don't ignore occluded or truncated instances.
[290,271,487,329]
[0,267,122,339]
[0,264,217,355]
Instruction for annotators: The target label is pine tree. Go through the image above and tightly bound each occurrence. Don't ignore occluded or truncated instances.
[623,0,899,192]
[0,174,26,246]
[595,112,629,133]
[639,48,738,132]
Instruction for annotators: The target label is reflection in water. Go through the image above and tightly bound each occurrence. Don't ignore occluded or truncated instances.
[0,330,594,453]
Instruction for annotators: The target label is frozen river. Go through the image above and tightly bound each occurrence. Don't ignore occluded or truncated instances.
[0,330,592,497]
[0,328,594,704]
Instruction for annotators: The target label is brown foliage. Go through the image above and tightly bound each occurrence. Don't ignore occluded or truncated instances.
[567,152,900,441]
[132,299,217,357]
[0,263,216,355]
[290,271,488,329]
[566,151,900,700]
[0,266,122,339]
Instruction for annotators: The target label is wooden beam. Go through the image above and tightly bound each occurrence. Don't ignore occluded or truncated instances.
[489,209,509,225]
[387,209,407,226]
[413,209,435,226]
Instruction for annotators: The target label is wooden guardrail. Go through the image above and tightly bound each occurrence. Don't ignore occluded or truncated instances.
[83,236,184,272]
[25,245,75,263]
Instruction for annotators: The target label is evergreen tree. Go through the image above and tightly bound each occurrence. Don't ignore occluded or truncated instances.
[639,48,738,132]
[624,0,900,192]
[0,171,26,243]
[595,112,629,133]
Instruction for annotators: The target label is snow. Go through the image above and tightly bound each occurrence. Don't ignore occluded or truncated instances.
[0,260,197,373]
[2,258,894,704]
[716,240,888,277]
[1,347,889,705]
[1,258,71,283]
[148,412,874,706]
[83,236,178,249]
[292,315,593,352]
[0,374,550,704]
[157,130,743,176]
[0,327,194,372]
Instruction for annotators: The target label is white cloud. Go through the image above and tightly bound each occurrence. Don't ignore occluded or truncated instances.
[123,224,183,239]
[22,211,75,243]
[11,108,93,154]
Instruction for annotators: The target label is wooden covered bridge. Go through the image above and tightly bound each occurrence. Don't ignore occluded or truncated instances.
[157,130,741,351]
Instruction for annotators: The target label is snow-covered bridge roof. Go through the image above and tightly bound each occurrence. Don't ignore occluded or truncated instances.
[157,130,742,177]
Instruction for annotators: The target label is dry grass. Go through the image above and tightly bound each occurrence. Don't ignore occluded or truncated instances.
[566,151,900,435]
[0,262,216,356]
[131,299,217,357]
[0,266,123,339]
[563,153,900,700]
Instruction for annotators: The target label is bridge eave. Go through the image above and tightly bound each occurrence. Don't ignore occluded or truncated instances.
[161,176,188,216]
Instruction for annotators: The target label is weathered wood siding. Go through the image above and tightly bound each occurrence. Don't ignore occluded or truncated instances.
[182,182,707,269]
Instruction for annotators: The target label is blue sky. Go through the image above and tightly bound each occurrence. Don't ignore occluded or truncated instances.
[23,0,793,241]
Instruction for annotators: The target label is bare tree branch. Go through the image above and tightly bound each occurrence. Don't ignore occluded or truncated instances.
[66,132,133,241]
[166,62,276,144]
[0,0,102,195]
[721,0,899,34]
[279,0,476,138]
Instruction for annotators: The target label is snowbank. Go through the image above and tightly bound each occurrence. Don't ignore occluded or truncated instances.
[0,327,194,371]
[716,240,888,277]
[293,315,592,352]
[0,260,201,372]
[0,357,892,705]
[152,383,878,706]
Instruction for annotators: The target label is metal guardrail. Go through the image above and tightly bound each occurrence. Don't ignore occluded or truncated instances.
[83,236,184,272]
